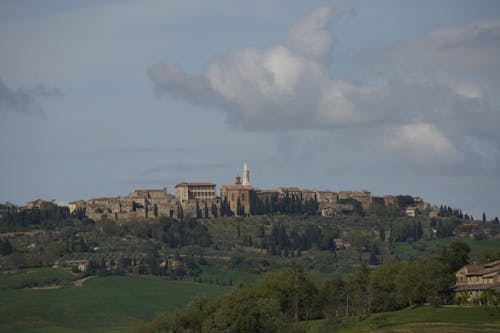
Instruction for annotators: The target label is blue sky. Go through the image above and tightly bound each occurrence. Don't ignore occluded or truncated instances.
[1,0,499,219]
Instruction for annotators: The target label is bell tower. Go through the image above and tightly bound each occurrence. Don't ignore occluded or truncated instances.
[242,162,250,186]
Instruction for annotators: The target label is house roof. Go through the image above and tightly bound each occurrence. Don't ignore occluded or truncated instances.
[485,259,500,268]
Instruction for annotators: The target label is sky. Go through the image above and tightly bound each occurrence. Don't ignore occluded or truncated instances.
[0,0,499,219]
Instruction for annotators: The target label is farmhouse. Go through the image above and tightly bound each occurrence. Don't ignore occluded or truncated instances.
[453,260,500,303]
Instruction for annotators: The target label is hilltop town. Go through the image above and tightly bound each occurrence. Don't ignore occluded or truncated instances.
[28,163,433,222]
[1,162,500,333]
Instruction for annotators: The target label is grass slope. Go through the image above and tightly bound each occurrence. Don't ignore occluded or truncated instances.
[304,306,500,333]
[0,274,229,333]
[0,267,77,289]
[199,265,259,285]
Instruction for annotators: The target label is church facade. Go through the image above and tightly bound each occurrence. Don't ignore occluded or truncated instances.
[220,162,256,216]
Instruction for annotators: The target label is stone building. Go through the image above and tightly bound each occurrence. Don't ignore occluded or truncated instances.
[178,197,221,219]
[220,176,256,216]
[175,182,216,202]
[371,196,385,206]
[84,188,177,221]
[405,206,417,217]
[413,197,430,211]
[301,189,317,201]
[383,195,396,206]
[68,200,86,214]
[277,187,302,199]
[315,190,338,204]
[131,188,169,205]
[26,199,50,209]
[339,190,372,211]
[255,189,279,203]
[453,260,500,303]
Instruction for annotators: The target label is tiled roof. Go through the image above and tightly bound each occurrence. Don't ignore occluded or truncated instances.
[485,259,500,268]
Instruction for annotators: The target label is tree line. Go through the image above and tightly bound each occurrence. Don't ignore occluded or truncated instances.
[134,241,469,333]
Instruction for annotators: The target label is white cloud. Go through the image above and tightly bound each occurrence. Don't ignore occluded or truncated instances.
[387,123,460,157]
[287,4,354,64]
[149,6,500,175]
[149,4,370,130]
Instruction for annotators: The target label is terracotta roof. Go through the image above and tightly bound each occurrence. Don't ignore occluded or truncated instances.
[485,260,500,268]
[28,199,46,204]
[483,272,499,278]
[459,261,500,278]
[462,264,482,274]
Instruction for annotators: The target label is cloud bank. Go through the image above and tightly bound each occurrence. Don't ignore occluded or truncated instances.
[149,4,369,130]
[149,5,500,173]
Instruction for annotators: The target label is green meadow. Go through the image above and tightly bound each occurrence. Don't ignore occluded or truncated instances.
[394,237,500,259]
[302,306,500,333]
[0,271,229,333]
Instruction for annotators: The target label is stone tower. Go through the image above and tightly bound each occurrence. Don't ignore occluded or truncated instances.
[242,162,250,186]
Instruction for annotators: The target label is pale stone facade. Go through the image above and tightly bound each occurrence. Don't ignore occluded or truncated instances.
[68,200,86,214]
[339,190,372,210]
[26,199,50,209]
[383,195,396,206]
[175,182,216,202]
[405,206,417,217]
[277,187,302,199]
[453,260,500,303]
[301,189,317,201]
[255,189,279,202]
[220,177,256,216]
[315,190,338,204]
[84,188,177,221]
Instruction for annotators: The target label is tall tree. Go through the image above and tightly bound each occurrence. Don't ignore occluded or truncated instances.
[442,241,470,271]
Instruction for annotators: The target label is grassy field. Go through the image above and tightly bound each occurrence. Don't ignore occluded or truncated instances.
[394,237,500,260]
[198,265,259,285]
[0,267,79,289]
[0,271,229,333]
[302,306,500,333]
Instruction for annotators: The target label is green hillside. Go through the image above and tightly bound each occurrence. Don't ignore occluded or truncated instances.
[0,272,229,333]
[302,306,500,333]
